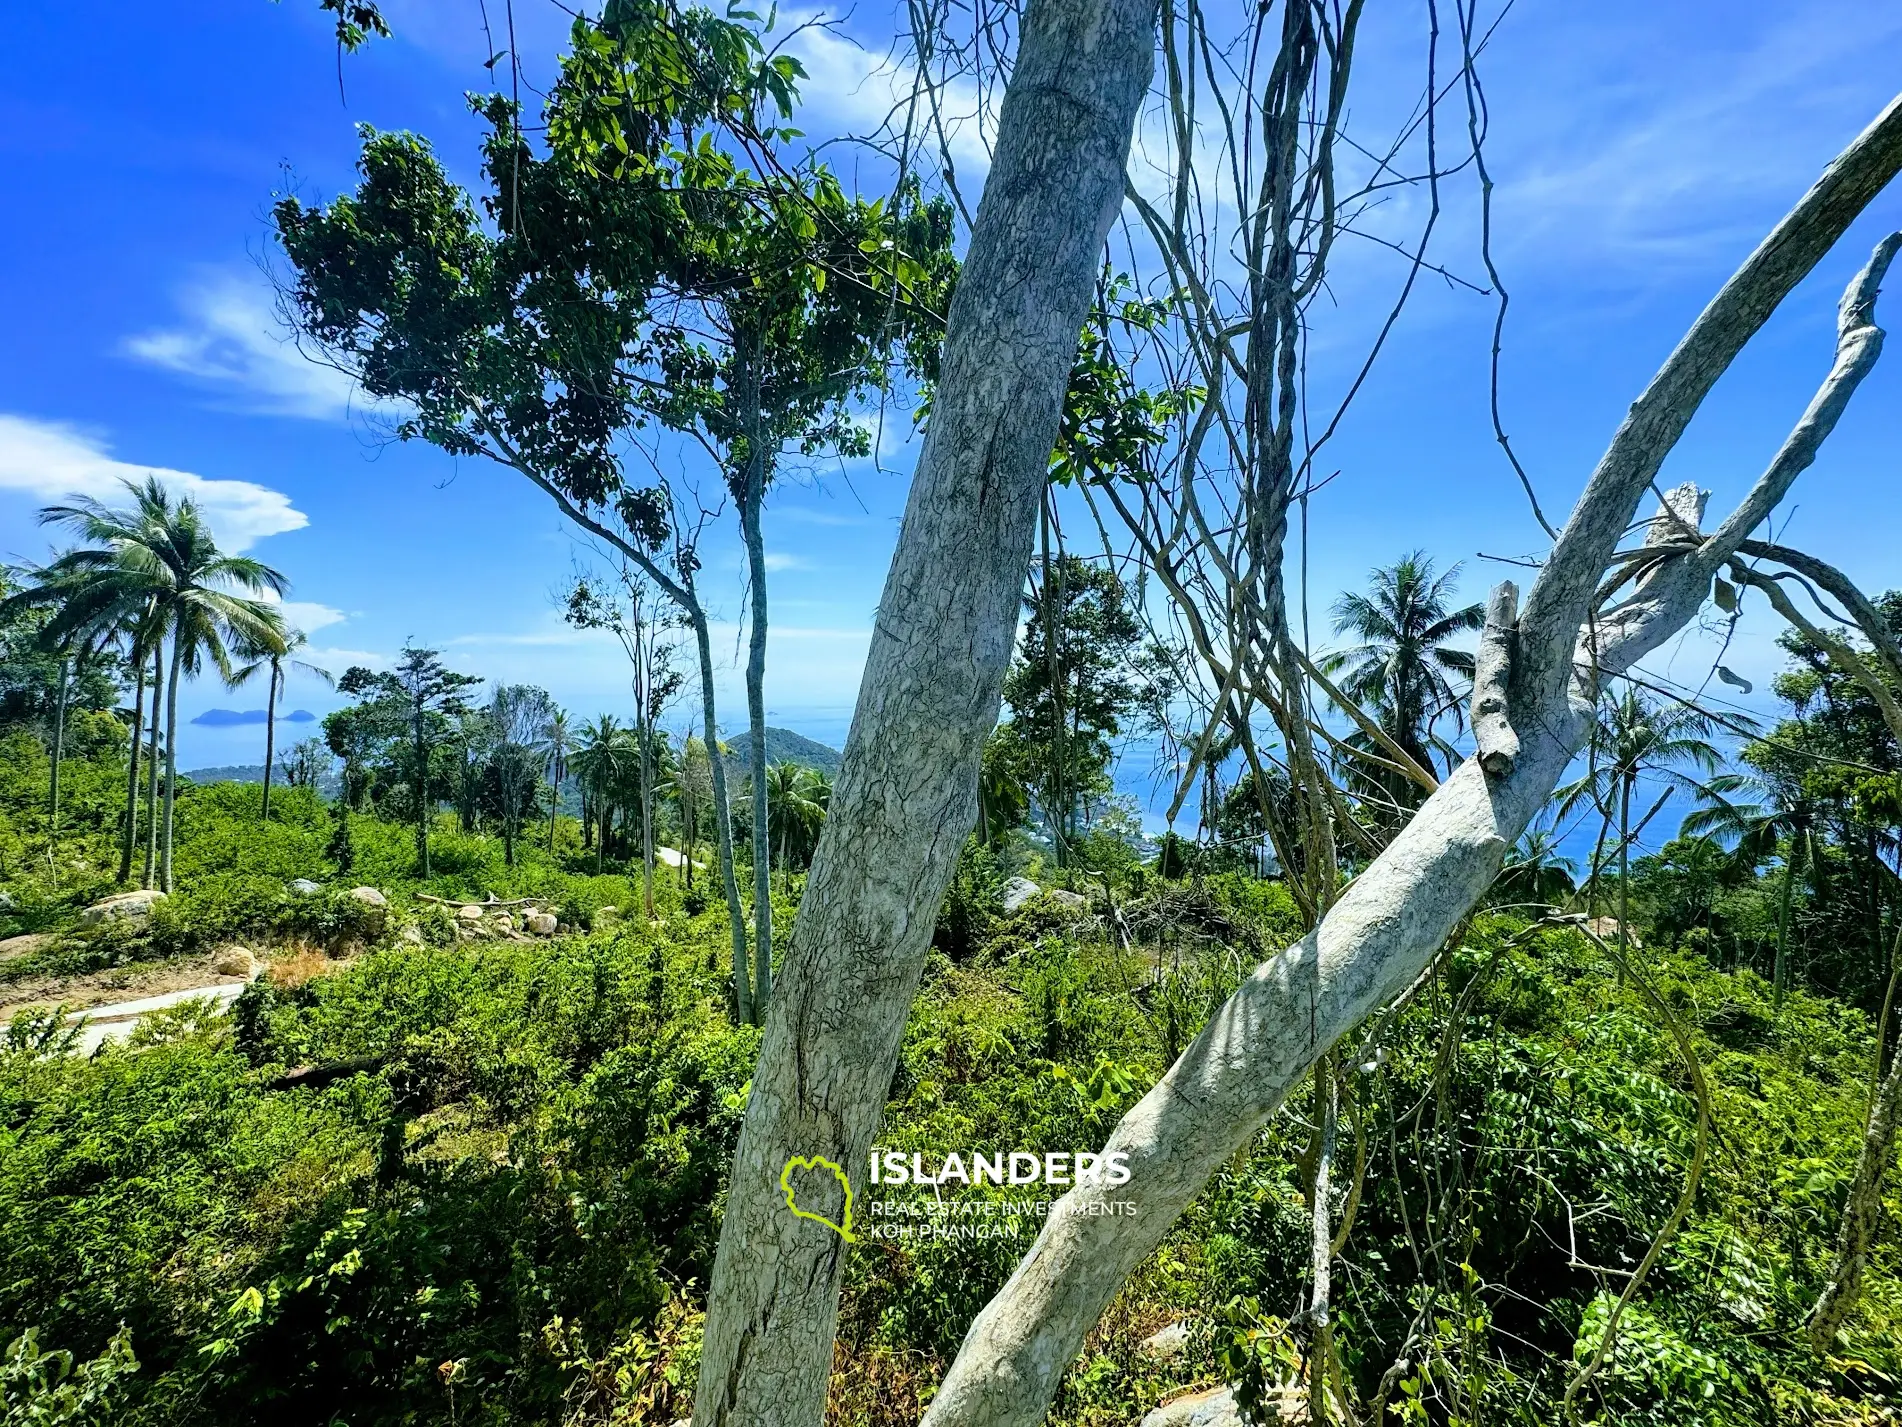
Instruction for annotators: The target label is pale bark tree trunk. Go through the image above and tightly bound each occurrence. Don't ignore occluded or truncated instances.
[46,656,69,872]
[920,104,1902,1427]
[691,602,753,1024]
[119,654,146,884]
[687,1,1159,1421]
[741,429,774,1009]
[142,643,162,890]
[261,661,279,820]
[159,632,183,894]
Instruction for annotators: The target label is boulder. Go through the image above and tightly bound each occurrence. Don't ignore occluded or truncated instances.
[492,914,515,934]
[1585,915,1641,949]
[594,905,621,927]
[1138,1322,1192,1361]
[524,912,558,937]
[211,946,258,979]
[80,889,167,926]
[1049,888,1089,910]
[347,887,388,908]
[0,932,55,962]
[288,878,322,895]
[1140,1388,1244,1427]
[457,904,485,924]
[1141,1386,1303,1427]
[1001,877,1041,913]
[398,924,425,947]
[0,889,13,910]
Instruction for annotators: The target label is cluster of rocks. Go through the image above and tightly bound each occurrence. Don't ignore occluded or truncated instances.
[1000,876,1089,914]
[447,900,560,941]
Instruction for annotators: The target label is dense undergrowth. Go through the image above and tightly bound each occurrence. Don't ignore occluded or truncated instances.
[2,741,1901,1425]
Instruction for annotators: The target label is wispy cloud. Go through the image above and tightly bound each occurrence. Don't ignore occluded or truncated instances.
[123,270,367,421]
[257,588,347,637]
[0,413,307,553]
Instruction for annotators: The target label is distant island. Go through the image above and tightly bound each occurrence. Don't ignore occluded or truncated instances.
[190,708,318,727]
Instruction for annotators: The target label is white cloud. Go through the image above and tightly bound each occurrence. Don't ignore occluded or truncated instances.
[256,588,348,637]
[0,413,307,553]
[762,552,810,572]
[123,271,367,421]
[304,646,389,674]
[779,16,993,182]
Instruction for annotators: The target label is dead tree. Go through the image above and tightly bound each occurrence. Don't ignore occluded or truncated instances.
[921,102,1902,1427]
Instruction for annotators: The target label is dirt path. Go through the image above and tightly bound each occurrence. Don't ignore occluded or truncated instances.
[2,954,250,1024]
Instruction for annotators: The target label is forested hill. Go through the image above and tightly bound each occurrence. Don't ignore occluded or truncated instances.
[181,763,343,798]
[722,726,842,777]
[184,725,841,805]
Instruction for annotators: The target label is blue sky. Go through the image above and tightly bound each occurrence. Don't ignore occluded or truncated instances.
[3,0,1901,852]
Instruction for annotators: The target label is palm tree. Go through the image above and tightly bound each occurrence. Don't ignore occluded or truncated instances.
[1684,771,1820,1005]
[764,762,830,890]
[1322,553,1485,810]
[38,478,288,892]
[231,628,334,820]
[540,707,574,853]
[0,558,166,883]
[667,733,716,887]
[1492,825,1579,907]
[1556,690,1725,959]
[572,715,636,875]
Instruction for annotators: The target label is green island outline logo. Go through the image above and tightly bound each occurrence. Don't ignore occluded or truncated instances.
[780,1155,856,1242]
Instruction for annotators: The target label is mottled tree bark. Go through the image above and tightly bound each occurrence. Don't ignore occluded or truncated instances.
[688,1,1159,1421]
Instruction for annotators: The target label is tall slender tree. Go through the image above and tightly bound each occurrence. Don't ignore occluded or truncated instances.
[540,707,573,854]
[231,628,333,820]
[337,647,481,878]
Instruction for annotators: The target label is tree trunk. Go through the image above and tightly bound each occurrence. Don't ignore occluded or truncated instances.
[1041,496,1066,866]
[1811,1017,1902,1347]
[47,656,69,872]
[160,632,183,894]
[921,98,1902,1427]
[740,402,774,1011]
[641,731,657,918]
[1619,772,1632,962]
[687,1,1157,1419]
[415,713,431,879]
[1774,834,1802,1006]
[143,643,162,890]
[690,601,751,1024]
[119,656,146,884]
[261,662,279,820]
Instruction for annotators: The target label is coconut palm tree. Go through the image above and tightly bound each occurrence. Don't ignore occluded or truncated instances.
[0,558,151,878]
[1492,825,1579,908]
[37,478,288,891]
[1556,690,1725,960]
[1685,771,1821,1005]
[231,628,334,820]
[1322,553,1485,811]
[572,715,637,875]
[764,762,830,889]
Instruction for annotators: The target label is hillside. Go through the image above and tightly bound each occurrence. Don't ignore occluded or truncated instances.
[182,763,343,798]
[724,725,842,777]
